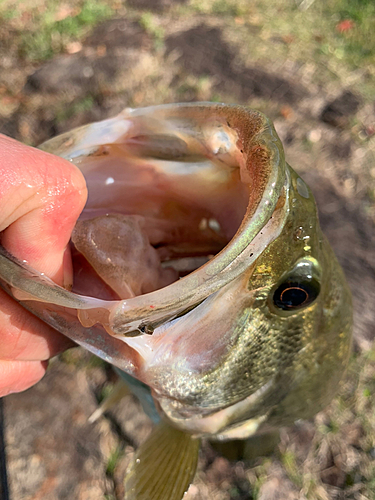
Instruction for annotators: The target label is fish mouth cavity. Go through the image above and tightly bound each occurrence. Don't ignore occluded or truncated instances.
[49,104,288,337]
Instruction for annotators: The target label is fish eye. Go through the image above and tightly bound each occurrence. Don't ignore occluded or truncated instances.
[273,278,320,311]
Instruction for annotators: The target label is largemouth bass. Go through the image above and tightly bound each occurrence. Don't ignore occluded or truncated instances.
[0,103,352,499]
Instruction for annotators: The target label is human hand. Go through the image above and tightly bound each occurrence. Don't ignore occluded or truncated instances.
[0,134,87,397]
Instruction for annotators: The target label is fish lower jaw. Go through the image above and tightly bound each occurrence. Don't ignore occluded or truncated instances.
[157,379,275,439]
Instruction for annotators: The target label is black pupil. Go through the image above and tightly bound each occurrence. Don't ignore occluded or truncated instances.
[273,279,319,310]
[280,286,308,307]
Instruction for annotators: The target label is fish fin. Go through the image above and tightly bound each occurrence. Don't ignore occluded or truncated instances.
[89,379,131,423]
[124,421,200,500]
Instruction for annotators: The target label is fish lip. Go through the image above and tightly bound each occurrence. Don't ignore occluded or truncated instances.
[0,103,288,338]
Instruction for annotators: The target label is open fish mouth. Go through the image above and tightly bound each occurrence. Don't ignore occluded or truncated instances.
[0,103,288,374]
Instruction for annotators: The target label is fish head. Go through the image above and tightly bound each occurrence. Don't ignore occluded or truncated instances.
[128,166,352,440]
[0,103,352,441]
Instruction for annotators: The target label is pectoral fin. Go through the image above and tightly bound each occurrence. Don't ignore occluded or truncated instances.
[125,422,200,500]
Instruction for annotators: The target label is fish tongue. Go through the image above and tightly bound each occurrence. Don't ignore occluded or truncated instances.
[124,421,200,500]
[71,214,178,299]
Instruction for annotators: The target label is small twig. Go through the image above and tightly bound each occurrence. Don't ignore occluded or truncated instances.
[0,398,10,500]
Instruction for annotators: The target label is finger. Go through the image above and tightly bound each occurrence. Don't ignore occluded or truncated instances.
[0,288,75,361]
[0,359,48,397]
[0,134,87,286]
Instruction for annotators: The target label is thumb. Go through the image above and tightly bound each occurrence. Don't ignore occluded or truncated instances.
[0,134,87,286]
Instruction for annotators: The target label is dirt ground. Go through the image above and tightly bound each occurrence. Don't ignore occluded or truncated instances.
[0,1,374,499]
